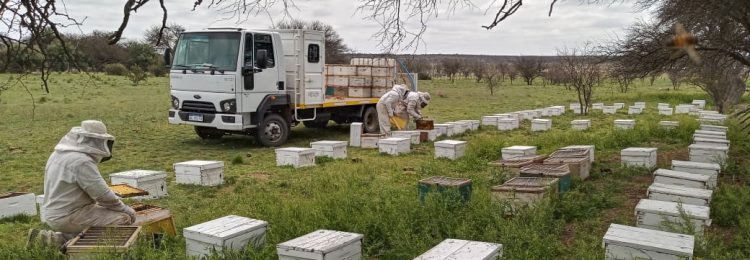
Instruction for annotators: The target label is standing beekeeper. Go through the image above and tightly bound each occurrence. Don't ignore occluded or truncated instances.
[395,91,432,128]
[28,120,135,249]
[376,85,410,136]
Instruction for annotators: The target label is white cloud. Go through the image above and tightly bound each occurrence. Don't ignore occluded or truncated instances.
[60,0,651,55]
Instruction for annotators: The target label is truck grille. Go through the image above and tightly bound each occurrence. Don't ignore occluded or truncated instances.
[182,101,217,113]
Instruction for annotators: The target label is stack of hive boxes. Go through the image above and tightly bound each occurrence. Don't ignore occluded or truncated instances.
[325,58,397,98]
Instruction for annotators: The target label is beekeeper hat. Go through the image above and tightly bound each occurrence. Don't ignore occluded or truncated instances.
[419,92,431,105]
[70,120,115,141]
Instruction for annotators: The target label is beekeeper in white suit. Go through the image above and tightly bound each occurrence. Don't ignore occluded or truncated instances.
[28,120,135,249]
[376,85,409,136]
[396,91,432,128]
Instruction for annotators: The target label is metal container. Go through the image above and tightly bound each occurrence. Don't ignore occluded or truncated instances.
[0,192,36,219]
[519,163,572,194]
[310,141,348,159]
[275,147,316,168]
[434,140,467,160]
[603,224,694,260]
[173,160,224,186]
[277,230,363,260]
[415,239,502,260]
[671,160,720,189]
[110,170,168,200]
[418,176,472,202]
[654,169,711,190]
[635,199,711,234]
[378,137,411,155]
[647,183,712,207]
[184,215,268,258]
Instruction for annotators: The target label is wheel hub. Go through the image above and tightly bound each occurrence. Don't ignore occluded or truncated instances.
[265,122,282,141]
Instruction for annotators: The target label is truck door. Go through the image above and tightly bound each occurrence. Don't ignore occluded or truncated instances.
[240,33,280,113]
[302,32,325,105]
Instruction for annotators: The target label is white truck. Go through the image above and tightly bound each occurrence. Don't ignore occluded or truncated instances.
[165,28,388,146]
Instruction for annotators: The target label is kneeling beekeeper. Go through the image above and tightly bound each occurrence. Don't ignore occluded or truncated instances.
[29,120,135,249]
[376,85,410,136]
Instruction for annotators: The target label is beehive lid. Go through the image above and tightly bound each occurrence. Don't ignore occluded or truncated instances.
[497,118,517,122]
[614,119,635,123]
[482,115,501,119]
[691,142,729,151]
[571,120,590,123]
[110,170,166,182]
[694,137,729,145]
[544,157,587,164]
[501,177,558,187]
[603,224,694,257]
[310,140,348,146]
[659,107,672,110]
[550,148,589,159]
[654,169,711,182]
[457,120,479,123]
[433,124,451,127]
[415,239,501,260]
[694,130,725,136]
[621,147,657,156]
[648,183,713,200]
[532,119,550,123]
[419,176,472,187]
[393,131,421,136]
[519,163,570,177]
[435,140,467,148]
[671,160,721,171]
[277,230,363,254]
[173,160,224,170]
[635,199,710,219]
[659,121,678,125]
[502,146,536,151]
[700,125,727,131]
[184,215,268,244]
[66,226,141,252]
[379,137,410,144]
[275,147,316,153]
[362,133,385,138]
[109,184,149,198]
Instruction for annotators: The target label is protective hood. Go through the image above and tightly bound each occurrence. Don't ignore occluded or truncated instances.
[54,120,115,161]
[419,92,431,105]
[392,85,409,99]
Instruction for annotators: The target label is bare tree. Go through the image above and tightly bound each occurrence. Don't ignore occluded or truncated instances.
[145,23,185,51]
[441,58,461,83]
[558,45,602,115]
[484,63,503,95]
[666,67,688,90]
[689,55,748,113]
[470,61,486,83]
[513,56,543,85]
[507,64,518,84]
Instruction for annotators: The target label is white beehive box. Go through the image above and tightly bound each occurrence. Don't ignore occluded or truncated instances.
[36,194,45,220]
[614,119,635,130]
[184,215,268,258]
[602,106,617,114]
[434,140,467,160]
[310,141,348,159]
[689,144,728,164]
[497,119,518,131]
[392,131,421,144]
[0,192,37,219]
[654,169,710,190]
[433,124,454,137]
[692,100,706,109]
[277,230,363,260]
[531,119,552,132]
[415,239,502,260]
[648,183,713,207]
[110,170,168,199]
[349,123,363,147]
[570,102,581,111]
[458,120,480,131]
[628,107,643,115]
[614,103,625,109]
[571,120,591,131]
[694,130,726,139]
[371,87,388,97]
[540,108,551,117]
[448,121,470,134]
[700,124,727,133]
[634,102,646,108]
[360,134,383,149]
[693,137,729,148]
[635,199,711,234]
[550,106,565,116]
[420,129,439,142]
[658,103,670,109]
[700,114,727,125]
[621,147,657,169]
[672,160,720,189]
[328,65,357,76]
[562,145,596,162]
[659,121,679,129]
[348,86,371,98]
[378,137,410,155]
[603,224,694,260]
[675,104,694,114]
[659,107,673,116]
[592,103,604,110]
[502,146,537,160]
[481,116,501,126]
[174,160,224,186]
[275,148,316,168]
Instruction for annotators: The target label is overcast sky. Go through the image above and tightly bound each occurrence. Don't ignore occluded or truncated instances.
[61,0,653,55]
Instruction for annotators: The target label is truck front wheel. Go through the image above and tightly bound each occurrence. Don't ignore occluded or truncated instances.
[256,113,289,147]
[195,126,224,139]
[362,106,379,133]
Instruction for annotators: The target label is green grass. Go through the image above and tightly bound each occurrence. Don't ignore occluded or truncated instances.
[1,74,749,259]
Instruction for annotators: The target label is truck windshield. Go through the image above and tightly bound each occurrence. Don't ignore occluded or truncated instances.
[172,32,240,71]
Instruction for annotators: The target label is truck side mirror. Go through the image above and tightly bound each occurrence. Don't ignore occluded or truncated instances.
[163,48,172,67]
[256,49,268,69]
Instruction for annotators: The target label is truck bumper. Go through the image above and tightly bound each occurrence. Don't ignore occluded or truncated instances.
[168,109,245,131]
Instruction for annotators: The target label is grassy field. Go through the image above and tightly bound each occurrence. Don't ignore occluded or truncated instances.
[1,73,749,259]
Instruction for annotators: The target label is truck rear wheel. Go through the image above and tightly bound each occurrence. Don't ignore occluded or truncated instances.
[195,126,224,139]
[256,113,289,147]
[362,106,379,133]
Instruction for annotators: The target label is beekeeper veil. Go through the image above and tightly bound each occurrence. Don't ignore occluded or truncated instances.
[54,120,115,162]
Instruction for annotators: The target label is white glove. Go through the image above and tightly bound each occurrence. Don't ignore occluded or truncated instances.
[122,205,136,224]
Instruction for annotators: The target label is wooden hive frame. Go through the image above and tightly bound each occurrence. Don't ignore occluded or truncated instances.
[66,226,141,255]
[130,203,177,236]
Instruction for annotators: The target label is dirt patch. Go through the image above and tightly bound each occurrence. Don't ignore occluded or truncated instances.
[246,172,271,180]
[601,174,653,225]
[562,223,576,246]
[658,147,689,166]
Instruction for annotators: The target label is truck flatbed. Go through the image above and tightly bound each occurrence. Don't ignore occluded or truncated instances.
[296,97,379,109]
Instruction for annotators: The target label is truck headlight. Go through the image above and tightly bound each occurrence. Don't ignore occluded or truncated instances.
[220,99,236,113]
[171,96,179,109]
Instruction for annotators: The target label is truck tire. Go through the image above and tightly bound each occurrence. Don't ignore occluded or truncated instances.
[194,126,224,139]
[303,120,329,128]
[256,113,289,147]
[362,106,379,133]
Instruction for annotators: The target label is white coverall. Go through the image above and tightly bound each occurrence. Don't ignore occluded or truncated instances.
[396,92,426,129]
[376,85,409,135]
[41,122,135,234]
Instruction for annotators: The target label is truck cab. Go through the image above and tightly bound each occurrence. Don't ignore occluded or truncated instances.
[167,28,381,146]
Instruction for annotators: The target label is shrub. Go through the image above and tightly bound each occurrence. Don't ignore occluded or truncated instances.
[231,155,244,165]
[148,63,167,77]
[128,65,148,86]
[103,63,128,76]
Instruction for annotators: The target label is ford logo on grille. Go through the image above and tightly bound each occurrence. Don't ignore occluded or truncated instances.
[193,95,202,99]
